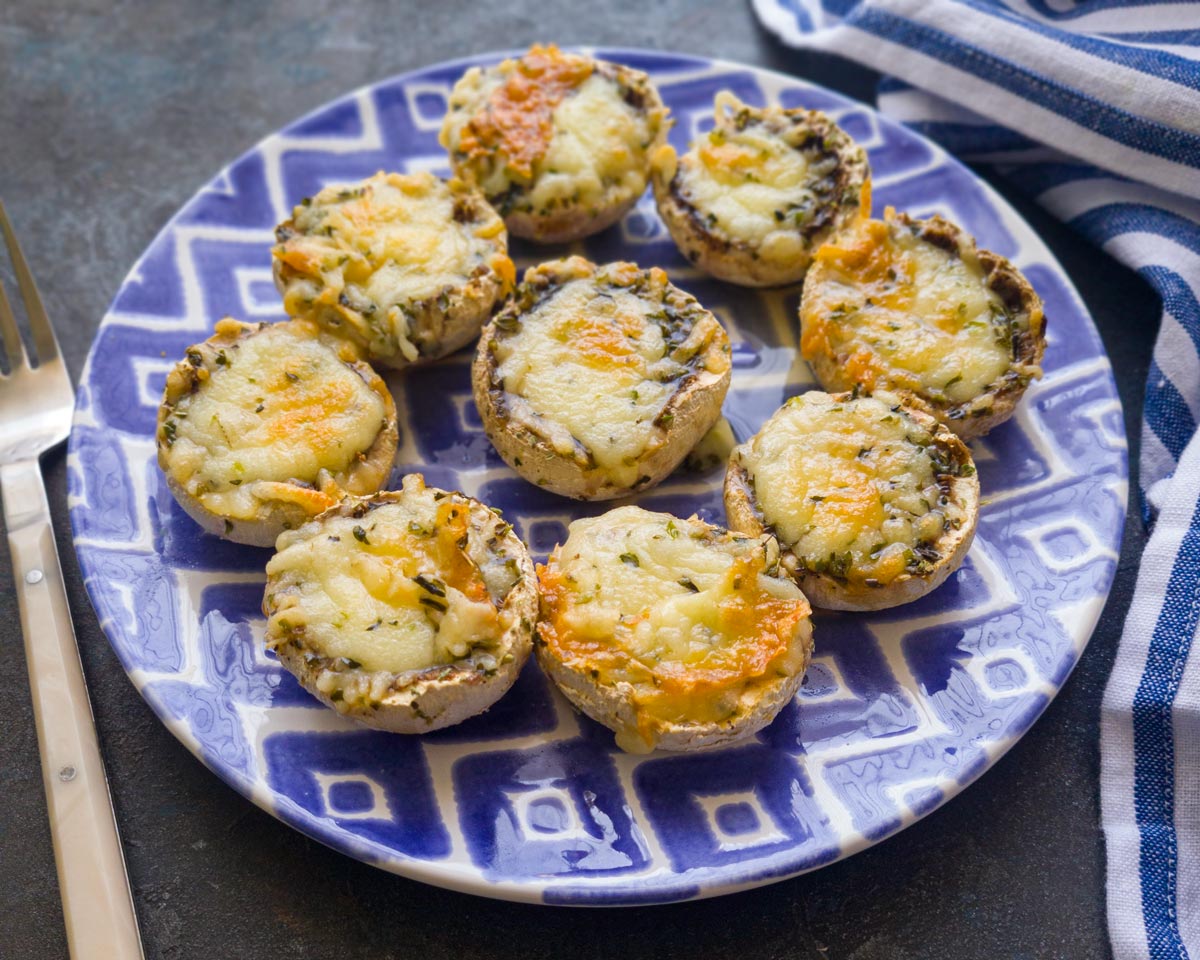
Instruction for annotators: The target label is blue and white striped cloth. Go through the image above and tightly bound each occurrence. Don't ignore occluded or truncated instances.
[752,1,1200,955]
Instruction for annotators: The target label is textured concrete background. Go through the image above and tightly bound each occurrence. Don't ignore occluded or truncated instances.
[0,2,1156,958]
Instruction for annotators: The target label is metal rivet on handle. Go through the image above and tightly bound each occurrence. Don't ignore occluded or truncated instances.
[59,765,76,782]
[25,569,43,584]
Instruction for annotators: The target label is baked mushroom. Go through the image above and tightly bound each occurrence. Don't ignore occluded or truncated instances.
[535,505,813,754]
[156,318,398,547]
[263,474,537,732]
[724,390,979,611]
[799,208,1046,438]
[651,91,870,287]
[440,44,669,243]
[472,256,731,500]
[272,171,514,368]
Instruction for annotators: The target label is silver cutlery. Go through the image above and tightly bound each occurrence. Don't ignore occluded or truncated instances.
[0,199,144,960]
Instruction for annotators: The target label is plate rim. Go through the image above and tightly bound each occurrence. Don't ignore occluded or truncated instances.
[67,45,1129,906]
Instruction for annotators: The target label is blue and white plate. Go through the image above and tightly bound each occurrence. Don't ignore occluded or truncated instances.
[67,50,1126,905]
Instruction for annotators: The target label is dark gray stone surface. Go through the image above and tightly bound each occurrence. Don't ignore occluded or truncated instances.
[0,2,1154,958]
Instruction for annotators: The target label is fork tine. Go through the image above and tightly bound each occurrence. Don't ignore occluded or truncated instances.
[0,268,28,371]
[0,198,58,365]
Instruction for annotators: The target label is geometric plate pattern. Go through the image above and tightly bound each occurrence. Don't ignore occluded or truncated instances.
[67,50,1126,904]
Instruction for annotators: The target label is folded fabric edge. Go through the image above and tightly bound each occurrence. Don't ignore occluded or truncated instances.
[1100,427,1200,958]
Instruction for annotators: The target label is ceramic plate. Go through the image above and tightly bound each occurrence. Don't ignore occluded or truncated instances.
[67,49,1126,905]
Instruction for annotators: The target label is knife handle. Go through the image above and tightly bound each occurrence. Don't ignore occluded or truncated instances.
[3,459,145,960]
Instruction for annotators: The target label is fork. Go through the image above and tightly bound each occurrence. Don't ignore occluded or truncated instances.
[0,200,144,960]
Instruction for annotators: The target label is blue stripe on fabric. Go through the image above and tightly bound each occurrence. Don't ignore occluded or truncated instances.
[1144,361,1197,462]
[820,0,858,17]
[848,8,1200,167]
[1107,29,1200,45]
[1020,0,1196,20]
[877,76,915,94]
[777,0,813,32]
[1140,265,1200,358]
[907,120,1041,155]
[961,0,1200,93]
[1132,489,1200,958]
[1071,205,1200,256]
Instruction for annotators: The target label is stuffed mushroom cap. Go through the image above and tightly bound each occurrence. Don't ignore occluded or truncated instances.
[725,390,979,611]
[800,208,1045,439]
[273,171,514,368]
[263,475,537,732]
[652,91,870,287]
[440,45,669,243]
[473,256,731,500]
[156,317,398,547]
[536,506,813,754]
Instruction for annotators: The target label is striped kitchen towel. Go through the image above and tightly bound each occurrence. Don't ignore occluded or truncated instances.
[751,1,1200,957]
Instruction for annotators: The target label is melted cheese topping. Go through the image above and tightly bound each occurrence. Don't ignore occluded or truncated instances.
[527,73,654,215]
[494,263,727,488]
[443,47,662,216]
[801,213,1015,405]
[674,93,850,265]
[274,171,509,362]
[265,478,521,677]
[161,322,385,521]
[496,278,673,482]
[539,506,810,753]
[458,44,593,179]
[736,392,968,584]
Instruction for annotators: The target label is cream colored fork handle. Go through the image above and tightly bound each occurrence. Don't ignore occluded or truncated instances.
[3,459,144,960]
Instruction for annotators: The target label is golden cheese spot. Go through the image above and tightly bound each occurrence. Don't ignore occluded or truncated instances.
[554,309,645,371]
[813,219,907,289]
[264,377,355,444]
[808,461,887,544]
[249,481,338,515]
[696,139,761,175]
[650,143,677,184]
[608,261,649,287]
[276,244,323,276]
[337,500,490,609]
[459,44,593,178]
[494,254,517,289]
